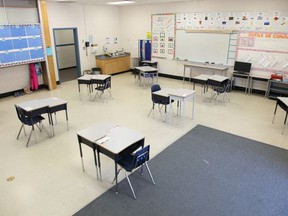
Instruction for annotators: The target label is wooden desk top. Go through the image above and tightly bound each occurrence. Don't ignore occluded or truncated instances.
[192,74,212,81]
[77,122,145,154]
[16,97,67,111]
[78,74,111,81]
[153,88,196,98]
[208,74,229,82]
[278,97,288,106]
[135,66,158,72]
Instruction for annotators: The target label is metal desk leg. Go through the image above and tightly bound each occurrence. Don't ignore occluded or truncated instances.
[97,150,102,181]
[93,148,99,180]
[272,103,278,124]
[79,143,85,172]
[115,162,118,193]
[282,112,288,135]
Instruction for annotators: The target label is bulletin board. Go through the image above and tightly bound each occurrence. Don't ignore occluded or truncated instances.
[151,14,176,59]
[236,31,288,73]
[0,24,45,68]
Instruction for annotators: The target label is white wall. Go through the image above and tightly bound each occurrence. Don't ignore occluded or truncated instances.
[119,0,288,79]
[46,2,121,80]
[1,0,288,94]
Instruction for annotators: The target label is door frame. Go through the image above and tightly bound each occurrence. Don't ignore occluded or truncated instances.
[53,27,81,83]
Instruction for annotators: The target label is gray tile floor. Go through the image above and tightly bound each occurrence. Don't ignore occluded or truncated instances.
[0,72,287,216]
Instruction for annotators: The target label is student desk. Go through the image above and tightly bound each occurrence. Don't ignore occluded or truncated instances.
[272,97,288,135]
[77,123,145,193]
[153,88,196,127]
[191,74,211,93]
[77,74,111,100]
[141,60,158,68]
[207,74,229,87]
[135,66,158,87]
[16,97,69,137]
[182,61,229,84]
[191,74,229,99]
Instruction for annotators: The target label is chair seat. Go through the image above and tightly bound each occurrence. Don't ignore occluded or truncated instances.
[118,154,135,172]
[22,115,45,126]
[115,145,155,199]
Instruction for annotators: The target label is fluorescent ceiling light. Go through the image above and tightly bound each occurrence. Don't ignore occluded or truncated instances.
[107,1,135,5]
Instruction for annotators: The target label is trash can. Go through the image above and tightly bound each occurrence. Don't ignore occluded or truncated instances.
[91,67,101,75]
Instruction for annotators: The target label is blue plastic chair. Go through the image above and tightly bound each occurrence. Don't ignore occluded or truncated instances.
[15,105,49,147]
[148,84,174,121]
[116,145,155,199]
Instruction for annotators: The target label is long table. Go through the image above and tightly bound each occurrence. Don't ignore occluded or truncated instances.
[152,88,196,127]
[182,61,229,84]
[272,97,288,135]
[77,123,145,193]
[16,97,69,137]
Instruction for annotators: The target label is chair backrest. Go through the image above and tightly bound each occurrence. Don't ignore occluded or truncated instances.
[224,80,232,92]
[151,84,161,93]
[15,105,26,123]
[133,145,150,169]
[15,105,48,125]
[104,77,111,89]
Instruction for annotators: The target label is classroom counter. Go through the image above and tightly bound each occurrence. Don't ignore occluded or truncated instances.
[95,53,130,75]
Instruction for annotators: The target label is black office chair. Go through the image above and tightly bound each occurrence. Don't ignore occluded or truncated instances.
[148,84,173,121]
[115,145,155,199]
[212,80,231,102]
[15,105,50,147]
[93,77,112,101]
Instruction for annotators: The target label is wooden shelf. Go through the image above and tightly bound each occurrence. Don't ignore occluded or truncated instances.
[268,80,288,99]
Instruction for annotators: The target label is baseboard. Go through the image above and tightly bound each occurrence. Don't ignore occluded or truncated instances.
[0,84,48,99]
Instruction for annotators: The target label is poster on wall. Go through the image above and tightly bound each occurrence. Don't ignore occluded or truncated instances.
[175,11,288,32]
[0,24,45,68]
[152,13,175,59]
[236,31,288,73]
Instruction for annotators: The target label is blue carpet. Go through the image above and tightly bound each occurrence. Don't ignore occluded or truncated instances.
[74,125,288,216]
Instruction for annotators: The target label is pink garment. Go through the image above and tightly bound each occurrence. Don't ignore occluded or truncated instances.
[29,63,39,90]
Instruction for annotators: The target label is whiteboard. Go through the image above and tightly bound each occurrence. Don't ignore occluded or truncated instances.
[175,30,230,65]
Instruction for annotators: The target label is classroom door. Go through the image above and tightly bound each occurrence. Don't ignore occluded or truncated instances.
[53,28,81,83]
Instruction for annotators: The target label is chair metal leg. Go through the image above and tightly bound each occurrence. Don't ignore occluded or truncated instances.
[147,107,154,117]
[17,124,25,139]
[125,172,136,199]
[148,103,155,117]
[145,162,155,185]
[158,104,164,121]
[26,128,34,148]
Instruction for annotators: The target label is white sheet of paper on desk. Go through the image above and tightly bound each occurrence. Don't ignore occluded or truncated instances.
[95,136,110,144]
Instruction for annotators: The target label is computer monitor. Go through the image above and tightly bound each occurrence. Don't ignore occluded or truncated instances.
[234,61,252,73]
